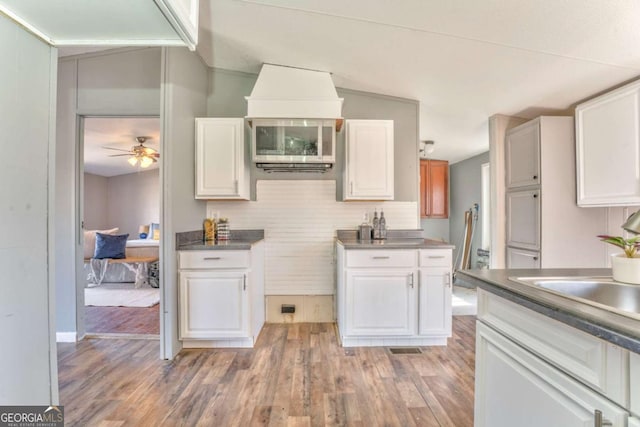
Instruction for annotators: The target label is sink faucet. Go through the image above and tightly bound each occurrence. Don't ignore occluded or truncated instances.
[623,209,640,234]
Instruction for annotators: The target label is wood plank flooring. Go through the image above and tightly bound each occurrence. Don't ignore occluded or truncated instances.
[58,316,476,426]
[85,305,160,335]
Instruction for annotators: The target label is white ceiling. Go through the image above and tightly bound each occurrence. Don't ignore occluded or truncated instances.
[84,117,161,177]
[197,0,640,163]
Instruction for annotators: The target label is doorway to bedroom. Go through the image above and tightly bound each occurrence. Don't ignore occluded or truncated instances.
[81,116,161,337]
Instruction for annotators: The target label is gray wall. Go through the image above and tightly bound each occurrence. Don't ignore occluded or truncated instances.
[56,47,161,336]
[0,14,58,404]
[449,151,490,269]
[206,69,420,202]
[160,47,209,358]
[84,170,160,237]
[84,173,108,229]
[421,218,450,242]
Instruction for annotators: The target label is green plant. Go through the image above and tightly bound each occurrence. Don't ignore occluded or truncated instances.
[597,235,640,258]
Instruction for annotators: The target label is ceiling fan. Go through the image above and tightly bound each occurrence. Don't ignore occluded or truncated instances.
[103,136,159,168]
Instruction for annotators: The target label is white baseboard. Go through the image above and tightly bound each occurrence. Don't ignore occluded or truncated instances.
[56,332,77,343]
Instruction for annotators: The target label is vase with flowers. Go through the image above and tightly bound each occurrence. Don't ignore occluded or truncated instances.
[598,234,640,284]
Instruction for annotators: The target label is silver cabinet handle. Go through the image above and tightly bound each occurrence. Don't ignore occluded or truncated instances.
[408,273,414,288]
[594,410,612,427]
[203,257,221,260]
[350,181,353,194]
[243,274,247,291]
[445,272,451,287]
[372,256,390,260]
[428,255,445,259]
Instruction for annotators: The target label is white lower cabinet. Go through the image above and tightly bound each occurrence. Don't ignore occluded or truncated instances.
[336,245,452,347]
[476,289,633,426]
[345,269,416,336]
[632,352,640,417]
[476,323,628,427]
[179,271,248,339]
[178,245,264,348]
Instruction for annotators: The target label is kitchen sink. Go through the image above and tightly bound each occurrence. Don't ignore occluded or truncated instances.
[510,276,640,317]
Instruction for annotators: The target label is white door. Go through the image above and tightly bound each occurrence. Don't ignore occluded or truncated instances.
[506,120,540,189]
[418,268,452,336]
[179,270,248,339]
[345,270,415,336]
[576,81,640,206]
[475,323,627,427]
[344,120,394,200]
[506,247,541,268]
[506,190,540,250]
[195,118,248,199]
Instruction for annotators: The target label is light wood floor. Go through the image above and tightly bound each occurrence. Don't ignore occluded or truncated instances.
[58,316,476,426]
[85,304,160,335]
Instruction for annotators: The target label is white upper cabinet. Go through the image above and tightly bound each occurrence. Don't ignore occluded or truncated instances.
[576,79,640,206]
[506,120,540,189]
[506,189,540,251]
[195,118,250,200]
[344,120,394,200]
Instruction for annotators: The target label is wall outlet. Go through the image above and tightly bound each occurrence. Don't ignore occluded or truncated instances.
[281,304,295,314]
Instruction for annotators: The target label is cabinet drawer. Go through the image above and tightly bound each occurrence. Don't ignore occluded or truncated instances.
[179,250,250,269]
[419,249,452,267]
[346,250,416,268]
[632,352,640,416]
[478,289,627,407]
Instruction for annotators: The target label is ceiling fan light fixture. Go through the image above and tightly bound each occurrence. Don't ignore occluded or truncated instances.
[140,156,153,168]
[128,156,138,166]
[420,140,435,157]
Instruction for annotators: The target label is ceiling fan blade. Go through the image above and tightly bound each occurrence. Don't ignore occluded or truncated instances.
[108,154,132,157]
[103,147,132,153]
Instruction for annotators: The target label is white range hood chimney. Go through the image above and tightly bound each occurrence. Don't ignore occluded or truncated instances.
[246,64,343,119]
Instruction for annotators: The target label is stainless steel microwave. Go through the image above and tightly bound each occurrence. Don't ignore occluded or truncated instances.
[251,119,336,163]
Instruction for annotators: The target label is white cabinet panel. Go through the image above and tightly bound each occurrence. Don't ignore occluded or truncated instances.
[506,120,540,189]
[576,80,640,206]
[345,270,416,336]
[506,247,540,268]
[179,271,248,339]
[476,323,628,427]
[418,268,451,336]
[630,417,640,427]
[344,120,394,200]
[632,352,640,416]
[506,190,540,250]
[195,118,249,200]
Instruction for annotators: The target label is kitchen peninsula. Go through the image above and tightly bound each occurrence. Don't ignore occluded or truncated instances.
[335,230,454,347]
[457,269,640,427]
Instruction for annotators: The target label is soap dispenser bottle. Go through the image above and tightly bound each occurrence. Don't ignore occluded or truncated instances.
[379,209,387,240]
[372,209,380,240]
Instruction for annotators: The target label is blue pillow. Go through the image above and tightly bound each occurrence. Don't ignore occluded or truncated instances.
[94,233,129,259]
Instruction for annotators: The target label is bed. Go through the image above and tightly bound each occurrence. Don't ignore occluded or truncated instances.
[84,237,159,288]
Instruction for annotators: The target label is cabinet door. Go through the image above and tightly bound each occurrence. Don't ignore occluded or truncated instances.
[418,268,452,337]
[576,81,640,206]
[506,190,540,250]
[632,352,640,416]
[179,271,248,339]
[475,323,628,427]
[345,269,416,336]
[344,120,394,200]
[630,417,640,427]
[506,120,540,189]
[195,118,249,200]
[506,247,540,268]
[420,159,449,218]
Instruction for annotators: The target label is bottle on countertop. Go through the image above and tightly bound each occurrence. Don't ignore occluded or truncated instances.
[379,209,387,240]
[203,218,216,242]
[372,209,380,239]
[359,212,373,242]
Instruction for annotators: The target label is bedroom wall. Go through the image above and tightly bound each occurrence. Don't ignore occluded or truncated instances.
[84,173,108,230]
[56,47,162,338]
[107,169,160,237]
[0,14,59,404]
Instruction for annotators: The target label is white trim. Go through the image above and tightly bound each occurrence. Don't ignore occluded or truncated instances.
[153,0,197,50]
[0,5,54,45]
[56,332,77,343]
[53,39,185,47]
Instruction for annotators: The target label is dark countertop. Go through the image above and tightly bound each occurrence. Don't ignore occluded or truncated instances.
[336,229,455,250]
[176,229,264,251]
[456,268,640,354]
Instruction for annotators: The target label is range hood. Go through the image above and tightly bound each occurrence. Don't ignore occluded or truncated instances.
[246,64,344,121]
